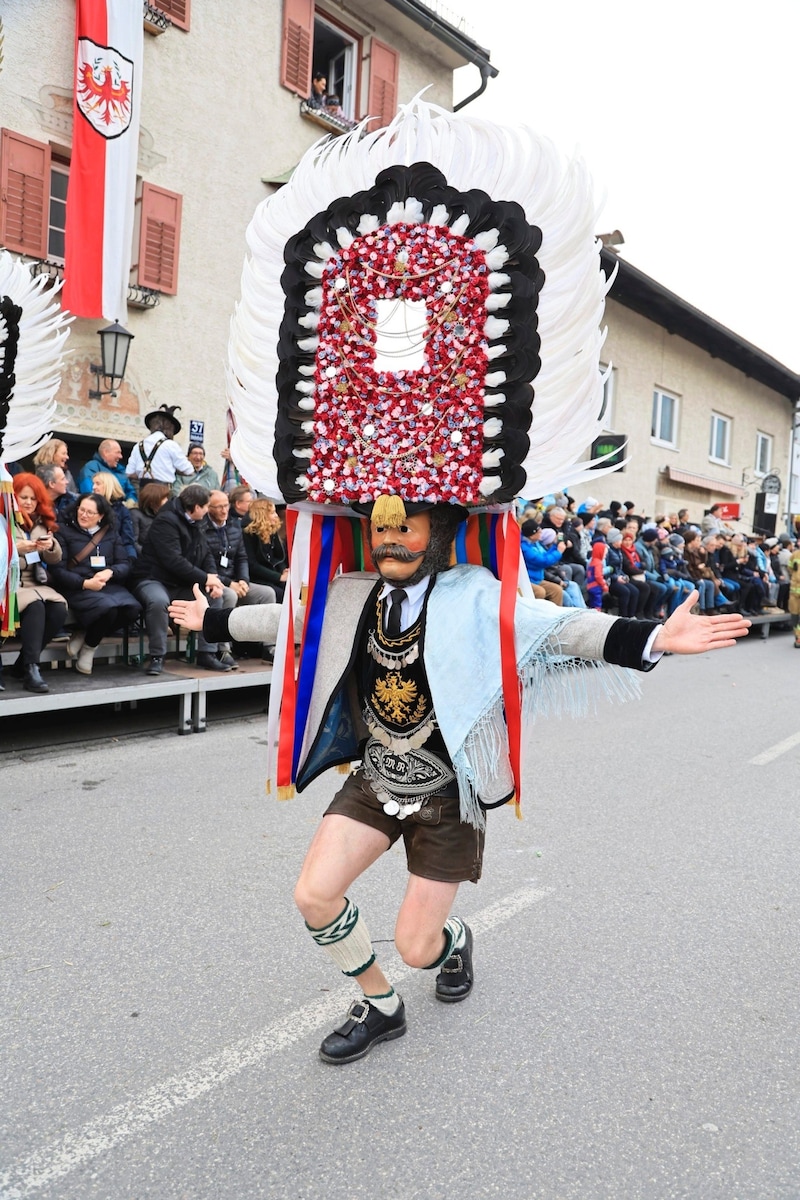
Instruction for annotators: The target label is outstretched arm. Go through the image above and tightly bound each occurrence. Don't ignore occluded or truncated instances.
[652,589,750,654]
[168,583,209,631]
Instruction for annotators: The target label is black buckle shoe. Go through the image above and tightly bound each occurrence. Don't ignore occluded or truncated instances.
[319,998,406,1064]
[435,923,474,1003]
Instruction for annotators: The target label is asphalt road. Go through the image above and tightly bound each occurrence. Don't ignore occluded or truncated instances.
[2,629,799,1200]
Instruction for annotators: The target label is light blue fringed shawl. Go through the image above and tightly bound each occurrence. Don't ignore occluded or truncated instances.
[425,565,642,829]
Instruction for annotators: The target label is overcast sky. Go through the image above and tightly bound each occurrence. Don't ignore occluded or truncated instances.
[452,0,800,373]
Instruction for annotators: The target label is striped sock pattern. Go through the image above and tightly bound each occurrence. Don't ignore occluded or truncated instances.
[306,897,376,977]
[423,915,466,970]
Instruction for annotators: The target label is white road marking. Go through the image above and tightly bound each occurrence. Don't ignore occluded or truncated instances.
[749,730,800,765]
[0,885,553,1200]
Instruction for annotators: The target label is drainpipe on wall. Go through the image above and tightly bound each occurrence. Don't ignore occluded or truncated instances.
[381,0,498,110]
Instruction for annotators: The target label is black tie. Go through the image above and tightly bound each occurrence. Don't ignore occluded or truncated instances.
[386,588,407,638]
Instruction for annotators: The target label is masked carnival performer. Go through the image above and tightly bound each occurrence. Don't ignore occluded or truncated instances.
[0,252,72,685]
[169,101,749,1064]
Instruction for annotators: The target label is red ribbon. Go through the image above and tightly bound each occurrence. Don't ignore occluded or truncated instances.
[498,513,522,813]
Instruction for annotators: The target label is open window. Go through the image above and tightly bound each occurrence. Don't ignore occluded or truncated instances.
[280,2,398,130]
[312,12,359,121]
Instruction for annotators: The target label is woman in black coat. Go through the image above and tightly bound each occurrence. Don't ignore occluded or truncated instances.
[242,499,288,602]
[50,493,141,675]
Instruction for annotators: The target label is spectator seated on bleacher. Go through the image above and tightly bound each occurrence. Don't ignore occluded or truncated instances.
[228,485,255,529]
[619,527,658,617]
[242,498,289,603]
[50,493,141,676]
[91,472,137,560]
[724,534,765,615]
[765,538,790,610]
[130,481,171,554]
[35,462,76,517]
[683,529,723,613]
[10,473,68,694]
[131,484,230,676]
[541,506,587,588]
[706,532,741,608]
[519,520,563,605]
[204,491,276,666]
[604,529,640,617]
[585,541,609,609]
[33,437,78,493]
[634,527,673,616]
[656,534,696,613]
[78,439,137,502]
[171,442,221,497]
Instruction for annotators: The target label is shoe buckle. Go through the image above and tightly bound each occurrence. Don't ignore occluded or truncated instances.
[441,953,463,974]
[347,1001,369,1023]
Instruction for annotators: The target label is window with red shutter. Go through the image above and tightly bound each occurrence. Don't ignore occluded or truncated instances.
[133,182,182,295]
[281,0,314,95]
[155,0,190,31]
[366,39,399,132]
[0,129,51,258]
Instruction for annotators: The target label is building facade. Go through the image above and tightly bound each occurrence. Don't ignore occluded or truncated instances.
[0,0,492,476]
[568,253,800,533]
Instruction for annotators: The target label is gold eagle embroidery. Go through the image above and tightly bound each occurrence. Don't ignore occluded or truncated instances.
[371,673,427,725]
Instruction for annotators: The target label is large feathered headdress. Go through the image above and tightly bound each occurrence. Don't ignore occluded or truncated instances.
[225,98,613,799]
[228,96,611,513]
[0,251,71,634]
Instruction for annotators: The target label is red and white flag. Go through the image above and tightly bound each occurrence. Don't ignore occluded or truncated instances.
[62,0,143,320]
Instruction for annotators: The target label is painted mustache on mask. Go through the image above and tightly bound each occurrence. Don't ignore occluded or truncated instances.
[372,543,427,564]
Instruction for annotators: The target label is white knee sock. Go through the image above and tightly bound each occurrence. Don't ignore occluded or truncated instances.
[306,897,376,977]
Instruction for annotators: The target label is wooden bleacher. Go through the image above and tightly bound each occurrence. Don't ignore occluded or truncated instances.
[0,630,273,734]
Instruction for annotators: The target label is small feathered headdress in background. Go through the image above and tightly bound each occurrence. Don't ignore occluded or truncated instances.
[0,250,72,633]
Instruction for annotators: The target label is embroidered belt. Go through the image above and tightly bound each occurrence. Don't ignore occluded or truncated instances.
[363,738,456,819]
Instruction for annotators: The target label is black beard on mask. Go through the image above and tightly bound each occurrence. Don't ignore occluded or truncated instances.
[369,506,464,586]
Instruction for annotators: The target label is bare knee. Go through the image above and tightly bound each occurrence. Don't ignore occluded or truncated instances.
[293,869,343,929]
[394,925,445,970]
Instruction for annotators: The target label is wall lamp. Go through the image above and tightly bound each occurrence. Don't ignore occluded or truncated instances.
[89,321,134,399]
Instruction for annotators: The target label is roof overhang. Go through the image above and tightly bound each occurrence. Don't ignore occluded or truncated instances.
[602,250,800,403]
[380,0,498,78]
[663,465,747,498]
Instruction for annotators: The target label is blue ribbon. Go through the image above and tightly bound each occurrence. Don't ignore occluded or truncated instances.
[488,513,499,578]
[292,515,336,778]
[454,521,468,564]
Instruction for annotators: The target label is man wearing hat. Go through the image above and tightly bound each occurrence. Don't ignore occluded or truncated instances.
[125,404,194,488]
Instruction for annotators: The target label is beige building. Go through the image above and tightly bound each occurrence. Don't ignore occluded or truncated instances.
[0,0,494,476]
[3,5,798,526]
[568,252,800,534]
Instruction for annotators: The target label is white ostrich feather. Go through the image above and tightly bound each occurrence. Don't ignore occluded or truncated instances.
[0,251,71,462]
[227,97,612,500]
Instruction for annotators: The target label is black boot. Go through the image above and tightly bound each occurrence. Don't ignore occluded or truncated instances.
[23,664,49,694]
[435,923,474,1003]
[319,998,406,1064]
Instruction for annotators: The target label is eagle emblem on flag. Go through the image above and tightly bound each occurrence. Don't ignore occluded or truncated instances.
[76,37,134,139]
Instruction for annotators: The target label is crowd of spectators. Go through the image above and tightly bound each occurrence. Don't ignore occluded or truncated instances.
[1,428,288,694]
[516,495,800,643]
[4,446,800,697]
